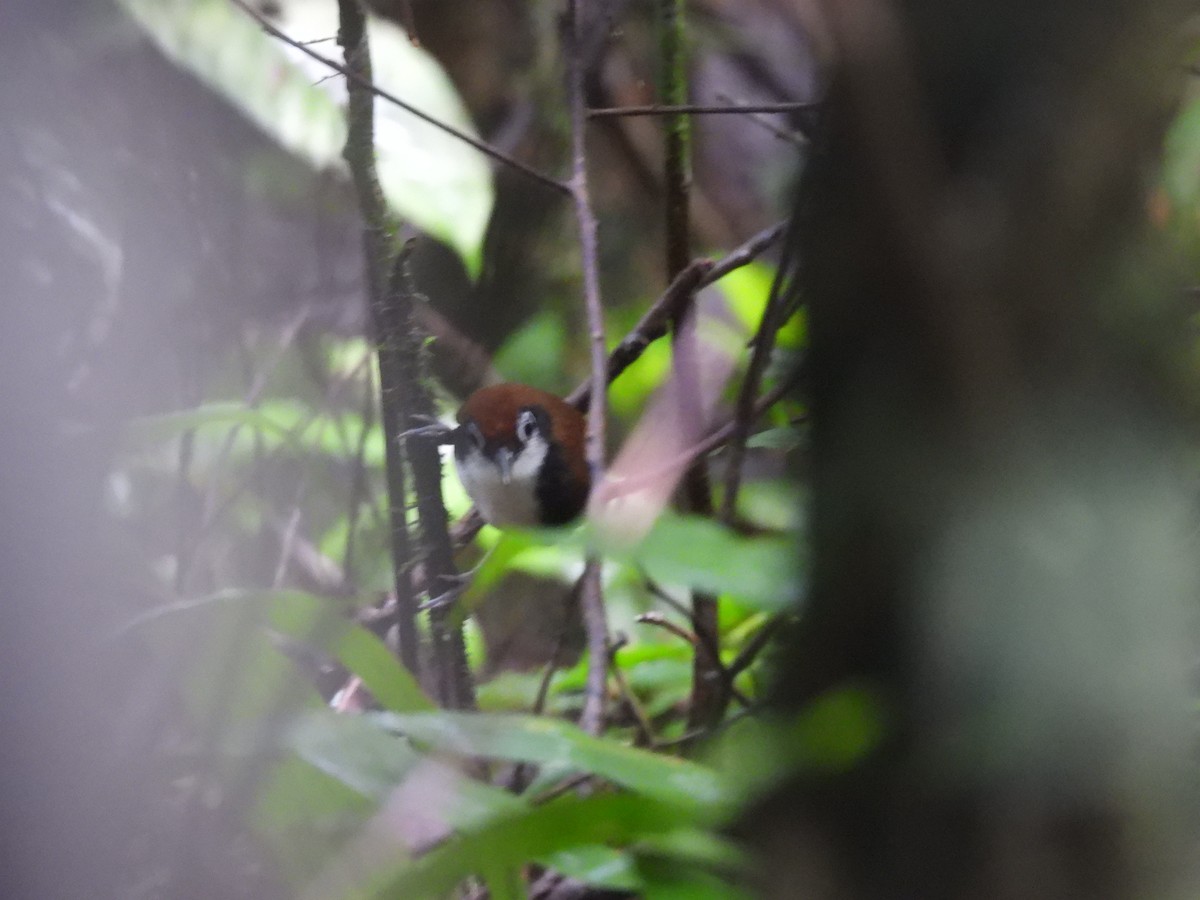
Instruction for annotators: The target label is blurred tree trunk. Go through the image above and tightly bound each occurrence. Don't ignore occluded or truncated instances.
[751,1,1199,897]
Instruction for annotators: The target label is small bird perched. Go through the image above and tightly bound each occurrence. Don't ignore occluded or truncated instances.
[452,383,590,528]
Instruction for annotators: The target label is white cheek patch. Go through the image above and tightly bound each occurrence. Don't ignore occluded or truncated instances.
[455,435,549,527]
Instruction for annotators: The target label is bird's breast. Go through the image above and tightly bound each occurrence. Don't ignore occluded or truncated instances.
[455,441,548,527]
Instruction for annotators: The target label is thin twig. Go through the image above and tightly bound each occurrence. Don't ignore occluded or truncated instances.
[608,634,657,747]
[341,356,377,585]
[272,505,303,588]
[603,376,800,495]
[588,101,821,118]
[700,219,787,287]
[566,0,611,738]
[654,0,724,733]
[638,603,753,709]
[635,611,698,646]
[652,703,761,749]
[530,772,594,806]
[642,577,693,622]
[565,258,712,411]
[726,613,786,679]
[715,91,808,146]
[719,216,801,523]
[230,0,569,197]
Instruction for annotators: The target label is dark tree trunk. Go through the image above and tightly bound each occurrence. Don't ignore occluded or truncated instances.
[749,1,1199,897]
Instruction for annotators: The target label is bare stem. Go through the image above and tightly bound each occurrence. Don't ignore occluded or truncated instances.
[337,0,421,676]
[719,217,800,523]
[565,0,610,737]
[588,101,821,118]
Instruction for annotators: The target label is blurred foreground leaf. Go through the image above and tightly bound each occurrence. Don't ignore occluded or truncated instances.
[118,0,493,271]
[376,711,728,813]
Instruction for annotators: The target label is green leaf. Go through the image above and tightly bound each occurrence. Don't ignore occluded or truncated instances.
[539,845,642,891]
[118,0,493,273]
[714,260,805,349]
[1163,94,1200,216]
[611,513,803,613]
[114,588,340,723]
[123,401,304,449]
[493,311,569,391]
[704,686,886,802]
[118,0,345,167]
[361,793,689,900]
[115,589,433,721]
[289,709,424,800]
[329,625,434,714]
[374,711,728,814]
[745,425,805,451]
[253,753,375,885]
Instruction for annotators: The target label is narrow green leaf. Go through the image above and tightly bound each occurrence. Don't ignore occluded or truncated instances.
[329,625,434,713]
[253,753,375,885]
[622,513,803,612]
[361,793,686,900]
[540,845,642,891]
[289,709,424,801]
[123,402,303,449]
[745,426,804,451]
[374,711,728,814]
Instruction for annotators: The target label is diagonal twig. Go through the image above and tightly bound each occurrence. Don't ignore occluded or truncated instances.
[588,101,821,118]
[230,0,569,197]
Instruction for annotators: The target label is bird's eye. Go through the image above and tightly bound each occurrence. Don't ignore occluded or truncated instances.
[516,409,539,444]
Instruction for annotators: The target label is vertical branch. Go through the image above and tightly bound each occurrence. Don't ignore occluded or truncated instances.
[337,0,419,675]
[658,0,725,731]
[660,0,690,279]
[393,246,476,711]
[565,0,610,737]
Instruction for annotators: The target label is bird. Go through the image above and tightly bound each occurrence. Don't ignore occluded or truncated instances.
[451,383,590,528]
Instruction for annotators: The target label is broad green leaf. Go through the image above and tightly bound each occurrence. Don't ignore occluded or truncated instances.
[375,711,728,813]
[114,588,338,723]
[291,711,530,823]
[636,856,754,900]
[115,588,433,719]
[1162,90,1200,217]
[118,0,493,272]
[493,311,569,391]
[253,753,375,885]
[329,624,434,713]
[118,0,344,167]
[270,0,493,272]
[609,513,803,613]
[539,845,642,891]
[361,793,690,900]
[123,401,304,449]
[125,399,388,467]
[480,867,524,900]
[705,686,886,802]
[289,709,424,800]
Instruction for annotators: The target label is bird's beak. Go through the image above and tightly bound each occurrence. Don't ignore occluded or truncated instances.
[495,447,514,485]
